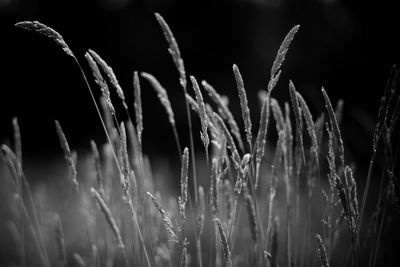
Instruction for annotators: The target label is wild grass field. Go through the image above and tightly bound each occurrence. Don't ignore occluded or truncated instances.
[0,13,399,267]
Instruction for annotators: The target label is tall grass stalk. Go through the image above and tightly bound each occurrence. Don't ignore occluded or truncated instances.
[155,13,199,206]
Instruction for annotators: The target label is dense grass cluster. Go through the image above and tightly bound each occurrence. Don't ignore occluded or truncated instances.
[1,14,399,267]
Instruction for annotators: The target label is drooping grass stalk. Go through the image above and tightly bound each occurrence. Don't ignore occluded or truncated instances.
[140,72,182,159]
[155,13,199,204]
[233,64,252,152]
[15,20,123,180]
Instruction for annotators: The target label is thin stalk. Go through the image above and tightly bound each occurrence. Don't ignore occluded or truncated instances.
[185,94,198,203]
[21,174,50,267]
[73,58,122,174]
[357,151,376,248]
[17,195,49,267]
[371,201,387,267]
[127,201,151,267]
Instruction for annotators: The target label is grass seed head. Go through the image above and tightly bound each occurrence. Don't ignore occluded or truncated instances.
[55,120,79,192]
[85,52,115,115]
[91,188,125,249]
[88,49,127,109]
[191,76,209,151]
[315,234,329,267]
[179,147,189,220]
[254,95,270,188]
[133,71,143,145]
[271,25,300,78]
[155,13,187,89]
[233,64,252,150]
[141,72,176,126]
[214,217,232,264]
[202,80,245,152]
[147,192,178,244]
[296,92,319,159]
[322,88,345,166]
[15,21,74,57]
[12,117,22,165]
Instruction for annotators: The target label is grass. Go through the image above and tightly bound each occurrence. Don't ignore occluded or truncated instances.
[1,13,400,267]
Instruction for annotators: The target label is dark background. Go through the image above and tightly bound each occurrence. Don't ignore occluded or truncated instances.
[0,0,399,161]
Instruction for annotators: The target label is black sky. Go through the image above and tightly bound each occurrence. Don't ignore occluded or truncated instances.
[0,0,399,159]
